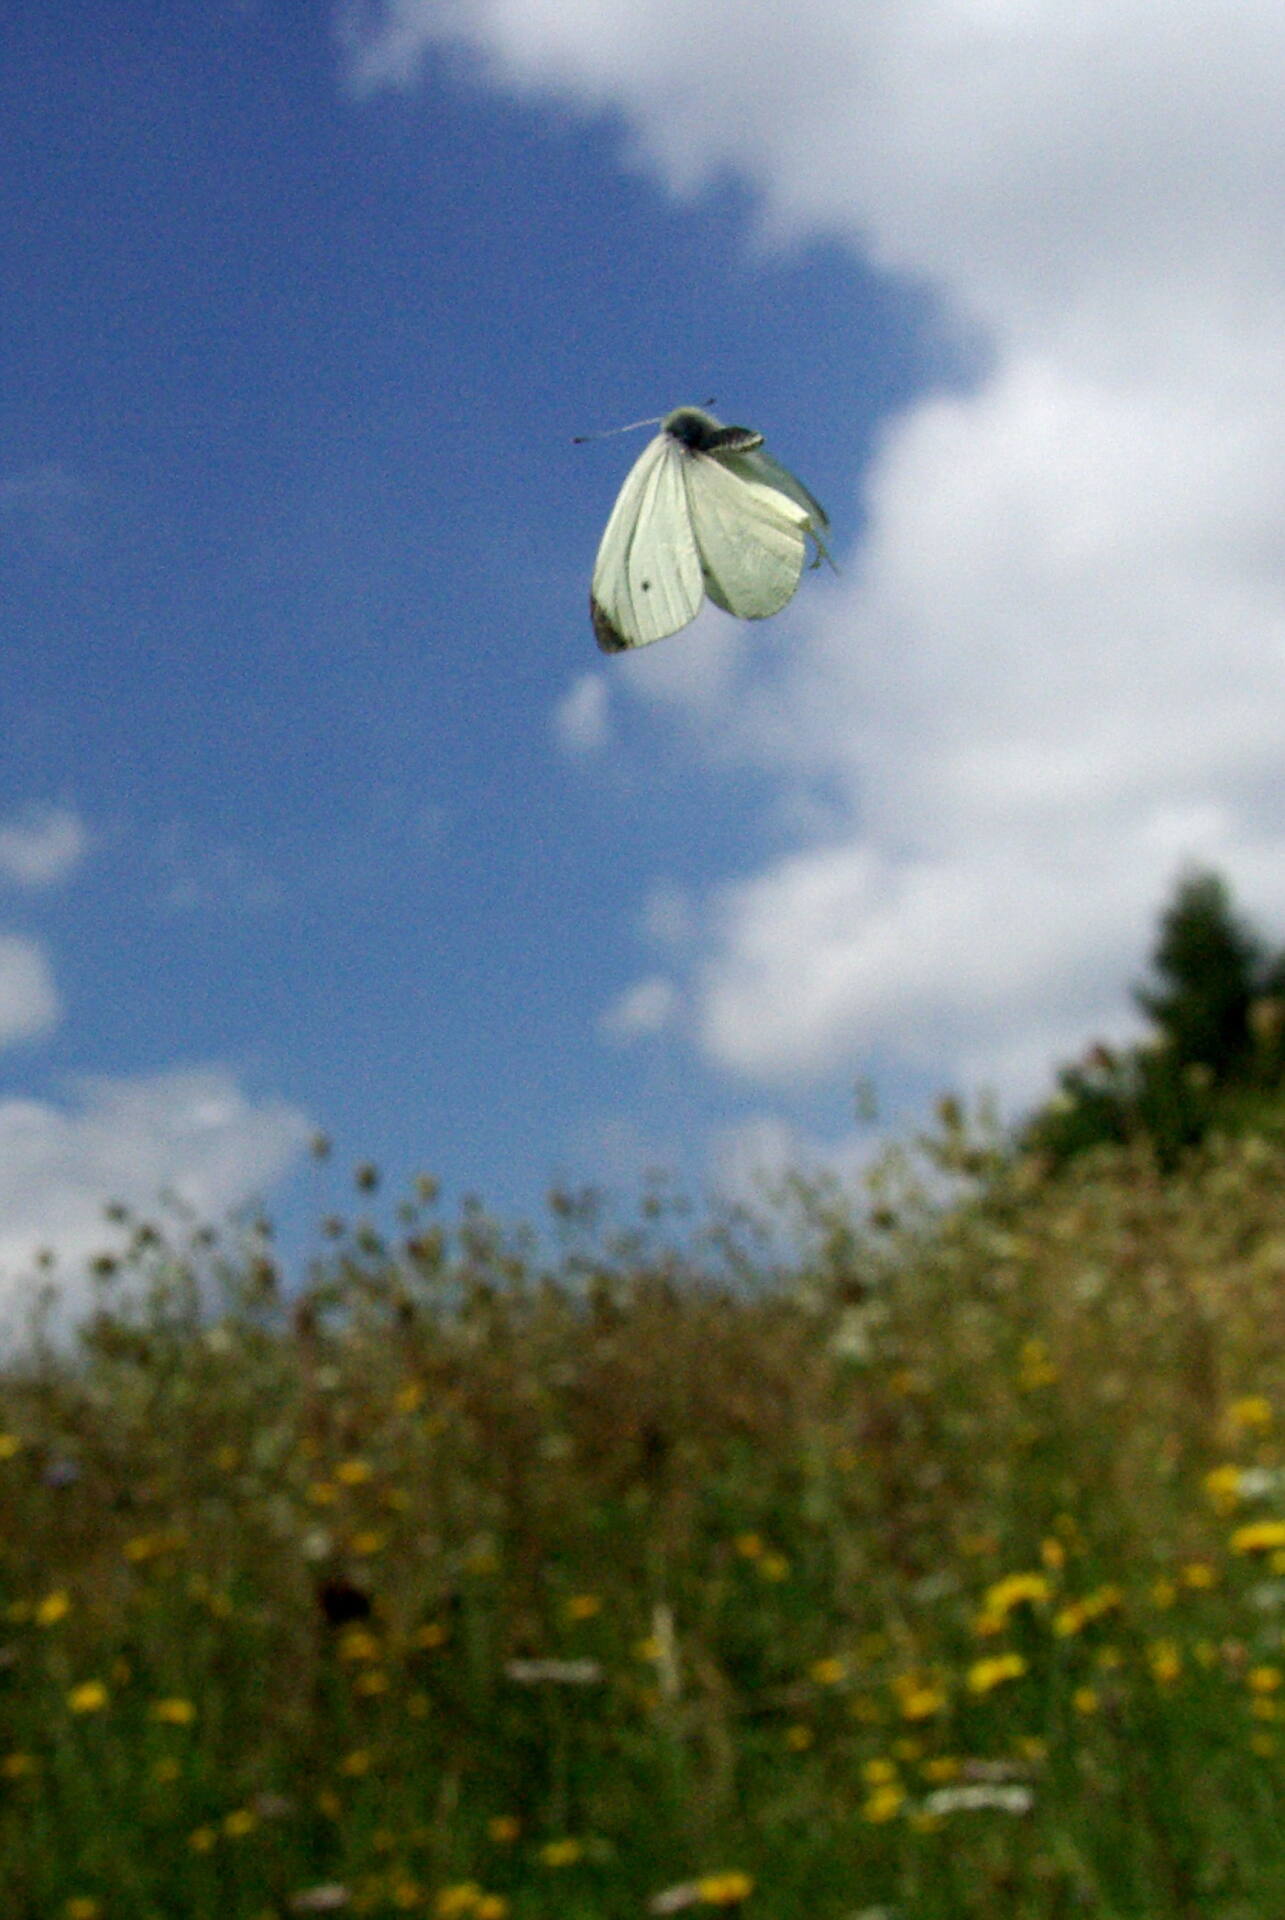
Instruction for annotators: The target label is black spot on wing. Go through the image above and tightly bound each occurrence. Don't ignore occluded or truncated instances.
[591,593,629,653]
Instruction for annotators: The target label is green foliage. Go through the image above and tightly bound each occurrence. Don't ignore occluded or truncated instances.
[1025,868,1285,1169]
[1,1130,1283,1919]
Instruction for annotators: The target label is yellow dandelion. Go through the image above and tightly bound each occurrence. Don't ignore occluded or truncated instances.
[1228,1396,1273,1432]
[809,1656,846,1686]
[36,1589,72,1627]
[920,1755,960,1782]
[862,1757,898,1786]
[487,1815,521,1844]
[966,1653,1027,1695]
[539,1839,582,1867]
[1040,1537,1066,1571]
[67,1680,109,1715]
[339,1628,382,1663]
[983,1572,1051,1618]
[151,1697,196,1725]
[1248,1665,1282,1693]
[1147,1640,1182,1686]
[1053,1601,1086,1637]
[1181,1561,1216,1590]
[1231,1520,1285,1555]
[0,1432,21,1459]
[435,1887,482,1919]
[1204,1464,1244,1513]
[695,1872,754,1906]
[122,1531,184,1564]
[862,1782,906,1823]
[566,1593,601,1621]
[893,1677,947,1721]
[1073,1686,1100,1715]
[1250,1697,1279,1721]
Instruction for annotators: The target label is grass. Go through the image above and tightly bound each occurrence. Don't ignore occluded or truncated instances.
[1,1116,1283,1919]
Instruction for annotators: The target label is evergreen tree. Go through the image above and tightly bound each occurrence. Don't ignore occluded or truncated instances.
[1133,869,1262,1080]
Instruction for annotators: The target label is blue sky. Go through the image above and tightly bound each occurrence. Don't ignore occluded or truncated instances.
[3,1,1284,1313]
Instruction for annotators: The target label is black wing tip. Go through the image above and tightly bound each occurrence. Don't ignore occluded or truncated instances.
[591,594,629,653]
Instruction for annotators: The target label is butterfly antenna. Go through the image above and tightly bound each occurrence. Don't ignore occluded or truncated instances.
[571,399,716,445]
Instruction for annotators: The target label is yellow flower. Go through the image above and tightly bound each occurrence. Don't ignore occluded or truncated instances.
[566,1594,601,1621]
[36,1589,72,1627]
[434,1891,482,1920]
[1204,1464,1244,1514]
[64,1900,103,1920]
[392,1880,425,1910]
[1180,1562,1216,1589]
[1147,1640,1182,1686]
[695,1872,754,1905]
[734,1533,764,1560]
[151,1697,196,1725]
[339,1628,382,1663]
[336,1458,373,1486]
[394,1380,425,1414]
[2,1752,38,1778]
[862,1782,906,1823]
[893,1675,947,1720]
[475,1898,509,1920]
[340,1748,373,1777]
[0,1432,21,1459]
[809,1656,846,1686]
[487,1815,521,1844]
[188,1826,217,1853]
[539,1839,582,1867]
[1040,1537,1066,1571]
[862,1756,898,1785]
[1231,1520,1285,1555]
[67,1680,109,1715]
[1073,1686,1100,1715]
[758,1553,790,1582]
[1150,1579,1176,1609]
[983,1572,1051,1618]
[414,1622,449,1650]
[349,1530,386,1557]
[1228,1396,1273,1432]
[784,1724,813,1751]
[1248,1665,1282,1693]
[214,1444,239,1472]
[1018,1339,1059,1389]
[122,1531,184,1564]
[224,1807,258,1838]
[966,1653,1027,1695]
[354,1669,389,1697]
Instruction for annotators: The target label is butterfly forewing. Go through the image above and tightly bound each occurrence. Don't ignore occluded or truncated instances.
[590,435,703,651]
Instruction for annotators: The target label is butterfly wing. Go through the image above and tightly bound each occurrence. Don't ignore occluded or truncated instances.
[590,433,704,652]
[682,454,810,620]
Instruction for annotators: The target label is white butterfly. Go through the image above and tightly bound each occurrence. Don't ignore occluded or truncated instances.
[587,406,831,653]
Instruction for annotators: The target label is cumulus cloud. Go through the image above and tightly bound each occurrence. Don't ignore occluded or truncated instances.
[344,0,1285,1111]
[0,1068,313,1338]
[0,937,60,1046]
[600,973,678,1042]
[553,672,612,754]
[0,804,90,888]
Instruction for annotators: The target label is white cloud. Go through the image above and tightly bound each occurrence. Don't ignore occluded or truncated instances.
[0,937,60,1046]
[552,672,612,754]
[344,1,1285,1113]
[0,1068,313,1339]
[0,804,89,887]
[599,973,678,1041]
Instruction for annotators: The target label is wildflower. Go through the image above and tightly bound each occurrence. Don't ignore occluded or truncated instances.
[785,1724,813,1751]
[966,1653,1027,1695]
[920,1756,961,1783]
[1073,1687,1100,1715]
[317,1788,342,1818]
[1228,1396,1273,1433]
[1039,1538,1066,1571]
[2,1752,38,1778]
[151,1697,197,1725]
[1151,1579,1176,1609]
[921,1783,1033,1816]
[36,1590,72,1627]
[435,1888,482,1918]
[862,1782,906,1822]
[224,1807,258,1837]
[983,1572,1051,1619]
[122,1531,184,1564]
[394,1380,425,1414]
[1018,1339,1058,1390]
[1181,1562,1216,1589]
[339,1628,382,1663]
[336,1458,373,1487]
[1231,1520,1285,1555]
[188,1827,217,1853]
[1248,1665,1282,1693]
[809,1656,847,1686]
[67,1680,109,1715]
[1204,1464,1244,1514]
[862,1757,898,1786]
[0,1431,21,1459]
[565,1593,601,1621]
[414,1622,449,1650]
[539,1839,583,1867]
[892,1675,947,1720]
[64,1900,103,1920]
[1147,1641,1182,1686]
[758,1553,790,1582]
[734,1533,764,1559]
[349,1530,386,1557]
[475,1899,508,1920]
[392,1880,425,1910]
[487,1815,521,1844]
[695,1873,754,1906]
[339,1749,373,1777]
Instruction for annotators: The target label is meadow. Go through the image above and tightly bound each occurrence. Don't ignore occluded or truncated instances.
[1,1113,1283,1920]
